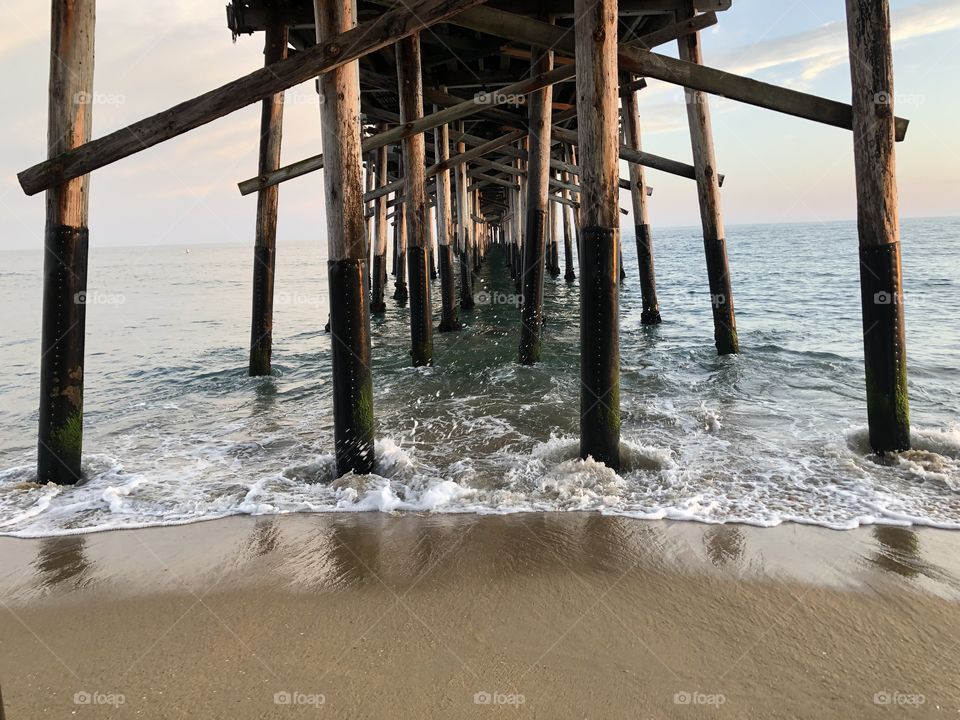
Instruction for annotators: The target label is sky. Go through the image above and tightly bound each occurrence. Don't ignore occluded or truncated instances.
[0,0,957,250]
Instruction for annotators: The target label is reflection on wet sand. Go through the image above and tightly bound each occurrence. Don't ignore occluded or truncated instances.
[33,536,90,590]
[704,526,745,569]
[7,515,960,605]
[871,526,921,578]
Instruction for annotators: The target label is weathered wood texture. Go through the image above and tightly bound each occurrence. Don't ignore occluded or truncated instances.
[397,33,433,366]
[371,139,389,313]
[576,0,621,470]
[19,0,490,195]
[846,0,910,452]
[621,75,661,325]
[518,35,554,365]
[447,5,909,140]
[249,19,288,376]
[315,0,374,475]
[38,0,95,485]
[240,15,713,196]
[240,65,576,195]
[678,8,738,355]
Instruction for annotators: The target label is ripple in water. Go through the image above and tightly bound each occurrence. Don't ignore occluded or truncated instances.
[0,219,958,536]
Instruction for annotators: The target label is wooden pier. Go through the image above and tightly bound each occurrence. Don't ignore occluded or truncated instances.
[19,0,913,482]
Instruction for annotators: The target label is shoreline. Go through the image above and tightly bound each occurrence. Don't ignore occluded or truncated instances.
[2,514,959,717]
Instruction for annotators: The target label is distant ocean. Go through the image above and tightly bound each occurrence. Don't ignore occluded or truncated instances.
[1,217,958,536]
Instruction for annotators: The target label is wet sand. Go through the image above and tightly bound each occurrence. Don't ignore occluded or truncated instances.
[1,514,959,718]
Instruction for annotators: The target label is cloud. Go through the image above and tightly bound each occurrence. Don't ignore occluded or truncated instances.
[716,0,960,83]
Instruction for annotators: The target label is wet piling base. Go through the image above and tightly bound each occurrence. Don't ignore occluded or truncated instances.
[635,223,661,325]
[370,253,387,314]
[249,245,275,375]
[704,235,739,355]
[393,250,408,306]
[579,226,620,471]
[327,259,375,476]
[859,242,910,453]
[38,225,89,485]
[459,248,475,310]
[407,246,434,366]
[518,208,547,365]
[437,244,462,331]
[549,242,561,278]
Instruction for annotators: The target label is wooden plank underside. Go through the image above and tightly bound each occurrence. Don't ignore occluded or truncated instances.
[17,0,490,196]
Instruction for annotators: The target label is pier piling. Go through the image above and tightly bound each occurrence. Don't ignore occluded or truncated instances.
[433,116,461,331]
[576,0,621,469]
[397,33,434,366]
[37,0,96,485]
[846,0,910,453]
[518,36,553,365]
[248,19,288,376]
[621,74,661,325]
[315,0,375,475]
[454,123,475,311]
[678,7,738,355]
[370,141,389,314]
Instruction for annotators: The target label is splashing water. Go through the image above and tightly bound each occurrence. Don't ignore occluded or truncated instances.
[1,218,958,537]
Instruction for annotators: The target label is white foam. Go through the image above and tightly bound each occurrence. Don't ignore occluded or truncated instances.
[1,423,959,537]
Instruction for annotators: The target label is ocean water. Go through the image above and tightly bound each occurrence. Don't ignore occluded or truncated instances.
[0,218,958,537]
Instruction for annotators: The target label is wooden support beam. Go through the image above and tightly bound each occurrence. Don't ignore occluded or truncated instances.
[18,0,490,195]
[678,8,738,355]
[316,0,374,476]
[38,0,95,485]
[242,13,713,195]
[621,73,662,325]
[468,171,521,191]
[397,33,433,366]
[249,19,288,377]
[552,126,714,184]
[239,64,576,195]
[446,5,910,141]
[361,128,527,205]
[576,0,621,470]
[847,0,910,453]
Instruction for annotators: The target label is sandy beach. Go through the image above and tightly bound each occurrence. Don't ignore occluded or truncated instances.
[1,514,958,718]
